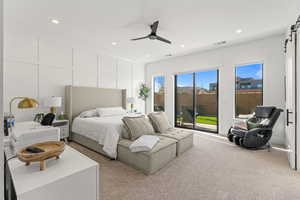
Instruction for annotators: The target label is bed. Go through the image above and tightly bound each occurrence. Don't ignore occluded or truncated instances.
[72,115,129,158]
[65,86,127,158]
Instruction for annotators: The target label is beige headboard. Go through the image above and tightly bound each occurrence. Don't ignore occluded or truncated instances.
[65,86,126,123]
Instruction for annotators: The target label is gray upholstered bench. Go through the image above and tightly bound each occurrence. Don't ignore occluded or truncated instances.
[117,136,177,175]
[161,129,194,156]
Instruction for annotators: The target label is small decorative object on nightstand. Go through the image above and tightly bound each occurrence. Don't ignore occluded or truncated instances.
[127,97,135,113]
[57,112,67,120]
[34,113,45,123]
[52,119,69,142]
[133,110,143,115]
[42,96,62,115]
[17,141,66,171]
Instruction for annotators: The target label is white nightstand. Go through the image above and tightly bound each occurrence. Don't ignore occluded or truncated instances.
[52,120,69,142]
[127,111,144,115]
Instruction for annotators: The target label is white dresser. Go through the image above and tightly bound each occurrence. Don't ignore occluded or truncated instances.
[5,146,100,200]
[10,121,60,154]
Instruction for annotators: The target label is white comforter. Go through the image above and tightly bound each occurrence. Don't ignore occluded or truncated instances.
[72,114,138,158]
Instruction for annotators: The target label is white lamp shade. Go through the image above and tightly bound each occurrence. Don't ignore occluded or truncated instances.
[127,97,135,104]
[43,97,62,107]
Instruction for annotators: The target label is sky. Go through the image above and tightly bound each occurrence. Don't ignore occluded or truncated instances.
[177,70,218,90]
[154,76,165,92]
[236,63,263,79]
[176,64,263,90]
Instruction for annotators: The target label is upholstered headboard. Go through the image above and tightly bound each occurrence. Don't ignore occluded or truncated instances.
[65,86,127,123]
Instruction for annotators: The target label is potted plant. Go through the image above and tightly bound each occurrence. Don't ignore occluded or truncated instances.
[138,83,151,101]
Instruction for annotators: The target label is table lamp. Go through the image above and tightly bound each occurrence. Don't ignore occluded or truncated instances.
[43,97,62,115]
[127,97,135,113]
[9,97,39,116]
[8,97,39,132]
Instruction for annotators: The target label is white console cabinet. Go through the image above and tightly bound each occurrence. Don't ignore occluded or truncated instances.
[5,146,99,200]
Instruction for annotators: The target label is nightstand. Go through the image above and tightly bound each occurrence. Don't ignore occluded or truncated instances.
[128,111,144,115]
[134,112,143,115]
[52,120,69,142]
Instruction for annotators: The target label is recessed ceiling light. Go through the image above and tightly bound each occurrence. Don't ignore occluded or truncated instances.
[180,44,185,48]
[112,42,117,46]
[236,29,242,34]
[51,19,60,24]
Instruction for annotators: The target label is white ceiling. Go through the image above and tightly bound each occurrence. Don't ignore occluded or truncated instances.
[4,0,300,63]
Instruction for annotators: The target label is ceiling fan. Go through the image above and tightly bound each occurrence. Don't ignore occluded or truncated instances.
[131,21,172,44]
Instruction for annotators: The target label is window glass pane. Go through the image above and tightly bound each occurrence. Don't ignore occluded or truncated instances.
[235,63,263,116]
[175,73,194,128]
[195,70,218,132]
[153,76,165,111]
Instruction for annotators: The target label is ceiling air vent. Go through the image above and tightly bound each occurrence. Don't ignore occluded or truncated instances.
[165,54,172,57]
[214,41,227,46]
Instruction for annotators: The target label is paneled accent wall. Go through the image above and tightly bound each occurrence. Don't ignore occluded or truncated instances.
[4,36,145,121]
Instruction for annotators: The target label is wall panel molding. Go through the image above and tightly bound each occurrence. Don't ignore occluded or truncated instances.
[4,62,39,121]
[4,36,145,121]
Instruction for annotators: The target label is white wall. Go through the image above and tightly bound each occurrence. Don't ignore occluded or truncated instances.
[146,34,285,145]
[0,0,3,198]
[3,36,145,121]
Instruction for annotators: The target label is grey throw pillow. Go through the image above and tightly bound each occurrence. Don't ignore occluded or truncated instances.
[148,112,172,133]
[122,116,155,141]
[121,124,131,139]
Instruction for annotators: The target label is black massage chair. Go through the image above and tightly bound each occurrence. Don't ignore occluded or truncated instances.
[228,106,283,150]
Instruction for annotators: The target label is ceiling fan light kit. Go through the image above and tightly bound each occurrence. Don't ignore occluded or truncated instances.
[131,21,172,44]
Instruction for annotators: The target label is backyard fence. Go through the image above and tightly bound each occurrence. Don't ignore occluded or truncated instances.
[155,90,262,118]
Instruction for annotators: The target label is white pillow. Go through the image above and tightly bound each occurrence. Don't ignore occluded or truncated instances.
[237,113,255,119]
[96,107,126,117]
[260,119,270,126]
[79,109,98,118]
[232,118,248,130]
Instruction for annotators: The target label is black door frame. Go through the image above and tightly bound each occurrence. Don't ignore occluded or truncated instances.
[174,70,219,134]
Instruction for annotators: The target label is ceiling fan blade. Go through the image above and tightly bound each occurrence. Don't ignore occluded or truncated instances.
[156,35,172,44]
[131,36,149,41]
[150,21,159,34]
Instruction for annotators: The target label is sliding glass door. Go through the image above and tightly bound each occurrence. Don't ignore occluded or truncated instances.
[175,73,194,129]
[195,70,218,132]
[175,69,218,133]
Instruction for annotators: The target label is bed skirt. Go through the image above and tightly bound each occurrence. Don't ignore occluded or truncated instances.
[71,132,113,159]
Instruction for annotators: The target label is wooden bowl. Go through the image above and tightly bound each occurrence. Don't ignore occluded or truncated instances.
[17,141,65,171]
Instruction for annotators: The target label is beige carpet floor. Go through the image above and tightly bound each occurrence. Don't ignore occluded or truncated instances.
[69,133,300,200]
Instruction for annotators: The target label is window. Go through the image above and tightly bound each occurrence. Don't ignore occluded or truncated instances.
[175,69,218,133]
[235,63,263,117]
[153,76,165,111]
